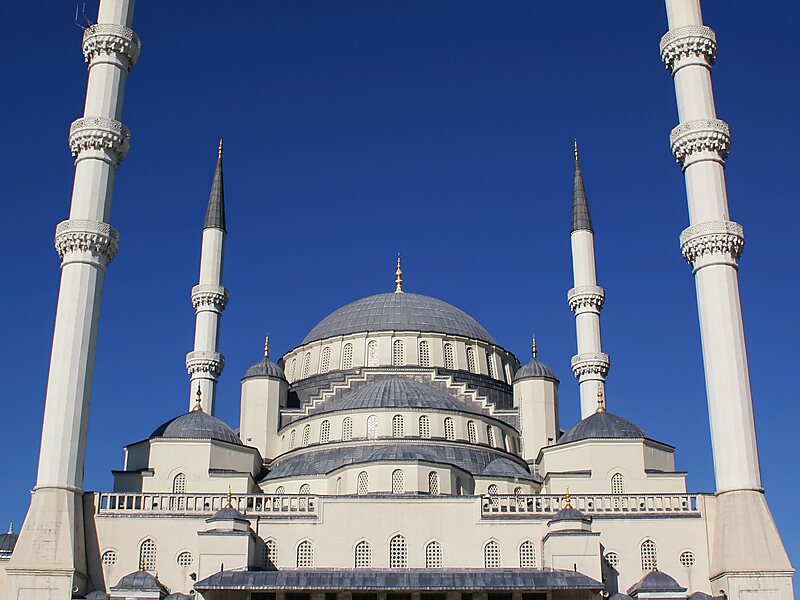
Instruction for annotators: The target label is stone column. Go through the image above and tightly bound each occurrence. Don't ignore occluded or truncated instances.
[661,1,793,597]
[7,1,139,597]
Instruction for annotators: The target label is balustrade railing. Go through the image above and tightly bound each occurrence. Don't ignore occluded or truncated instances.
[95,493,317,516]
[481,494,700,516]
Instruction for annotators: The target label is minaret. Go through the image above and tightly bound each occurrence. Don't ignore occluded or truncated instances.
[660,2,792,597]
[7,0,139,596]
[186,140,228,414]
[568,142,610,419]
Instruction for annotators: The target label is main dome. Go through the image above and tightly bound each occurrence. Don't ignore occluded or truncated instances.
[302,292,495,345]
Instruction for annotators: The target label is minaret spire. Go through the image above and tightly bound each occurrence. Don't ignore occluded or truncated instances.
[395,253,403,293]
[186,142,229,414]
[567,142,609,418]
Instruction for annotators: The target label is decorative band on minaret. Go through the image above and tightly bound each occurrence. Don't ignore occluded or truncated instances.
[661,1,792,596]
[7,1,139,597]
[187,140,228,414]
[568,141,610,419]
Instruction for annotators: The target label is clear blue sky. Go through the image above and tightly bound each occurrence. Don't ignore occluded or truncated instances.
[1,0,797,582]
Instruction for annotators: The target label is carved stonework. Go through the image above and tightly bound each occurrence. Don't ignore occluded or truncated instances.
[186,351,225,378]
[54,219,119,263]
[69,117,131,164]
[670,119,730,167]
[191,284,229,311]
[660,25,717,74]
[571,352,610,379]
[82,23,141,70]
[567,286,605,313]
[680,220,744,265]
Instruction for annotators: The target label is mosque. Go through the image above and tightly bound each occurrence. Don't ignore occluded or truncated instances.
[0,0,794,599]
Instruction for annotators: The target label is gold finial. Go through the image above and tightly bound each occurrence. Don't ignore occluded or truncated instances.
[564,488,572,509]
[595,384,606,413]
[218,138,223,158]
[573,139,579,161]
[395,253,403,293]
[264,335,270,359]
[652,554,658,572]
[531,336,537,359]
[226,486,233,509]
[193,384,204,412]
[139,553,147,572]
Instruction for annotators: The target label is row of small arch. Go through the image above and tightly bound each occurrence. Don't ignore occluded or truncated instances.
[603,539,696,572]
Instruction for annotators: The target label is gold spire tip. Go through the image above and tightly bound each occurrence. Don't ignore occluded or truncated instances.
[193,384,203,412]
[226,486,233,509]
[564,488,572,509]
[531,336,537,359]
[394,253,403,293]
[264,335,270,359]
[596,384,606,413]
[139,553,146,572]
[218,138,223,158]
[573,139,579,161]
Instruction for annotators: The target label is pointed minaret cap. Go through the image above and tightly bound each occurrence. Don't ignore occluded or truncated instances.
[571,139,593,233]
[204,139,226,232]
[395,253,404,293]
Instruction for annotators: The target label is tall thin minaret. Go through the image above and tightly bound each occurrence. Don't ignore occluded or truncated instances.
[660,2,792,597]
[568,142,610,419]
[186,140,228,414]
[7,0,139,596]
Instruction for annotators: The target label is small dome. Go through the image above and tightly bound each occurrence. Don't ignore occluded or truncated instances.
[244,357,284,379]
[627,570,686,595]
[151,410,241,445]
[111,571,167,593]
[332,376,465,412]
[549,506,590,523]
[514,358,556,381]
[558,410,645,445]
[85,592,109,600]
[210,506,248,521]
[302,292,495,345]
[687,593,714,600]
[0,526,17,555]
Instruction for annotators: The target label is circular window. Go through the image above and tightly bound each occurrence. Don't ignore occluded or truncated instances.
[101,550,117,566]
[679,550,696,567]
[176,551,193,568]
[604,552,620,569]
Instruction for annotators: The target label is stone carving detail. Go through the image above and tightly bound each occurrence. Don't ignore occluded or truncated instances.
[69,117,131,164]
[54,219,119,263]
[670,119,730,166]
[186,351,225,378]
[191,284,229,311]
[680,221,744,265]
[568,286,605,313]
[82,23,141,70]
[660,25,717,74]
[571,352,610,378]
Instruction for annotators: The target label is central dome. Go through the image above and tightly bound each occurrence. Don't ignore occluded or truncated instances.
[302,292,495,345]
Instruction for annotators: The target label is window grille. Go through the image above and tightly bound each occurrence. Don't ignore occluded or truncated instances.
[176,552,193,568]
[419,341,430,367]
[484,541,501,568]
[519,541,536,568]
[302,424,310,447]
[320,420,330,444]
[320,347,331,373]
[367,340,378,367]
[336,478,342,495]
[290,358,296,381]
[342,343,354,369]
[139,539,156,571]
[296,541,313,567]
[514,486,523,495]
[275,486,285,494]
[487,484,499,507]
[679,551,696,567]
[486,351,495,378]
[392,469,404,494]
[604,552,620,569]
[289,430,296,449]
[342,417,353,441]
[444,417,455,441]
[426,541,443,568]
[486,426,495,447]
[488,484,498,495]
[299,484,311,494]
[419,415,431,438]
[367,415,378,439]
[467,421,477,443]
[466,347,477,373]
[428,471,440,495]
[172,473,186,494]
[611,473,625,494]
[393,340,404,366]
[355,541,372,568]
[444,343,455,369]
[392,414,404,437]
[389,535,408,568]
[263,539,277,568]
[101,550,117,566]
[641,540,657,571]
[302,353,311,378]
[357,471,369,495]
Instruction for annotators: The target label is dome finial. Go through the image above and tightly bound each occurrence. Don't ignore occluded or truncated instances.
[564,488,572,509]
[193,384,203,412]
[652,554,658,572]
[531,335,537,358]
[596,384,606,413]
[139,551,147,572]
[395,253,403,293]
[7,522,12,535]
[226,486,233,509]
[264,335,269,358]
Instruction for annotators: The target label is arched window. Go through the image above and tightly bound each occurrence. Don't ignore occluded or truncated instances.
[604,551,620,569]
[290,358,297,381]
[320,420,330,444]
[336,477,342,495]
[486,351,495,378]
[488,484,500,507]
[487,484,499,495]
[484,541,501,568]
[444,343,455,369]
[486,426,495,447]
[302,424,311,447]
[275,486,285,494]
[342,417,353,441]
[502,432,510,452]
[263,539,278,568]
[419,341,431,367]
[367,415,378,439]
[392,340,404,366]
[392,414,404,437]
[101,550,117,567]
[299,484,311,494]
[320,347,331,373]
[641,539,657,571]
[357,471,369,495]
[419,415,431,438]
[176,551,193,568]
[389,535,408,568]
[367,340,378,367]
[302,353,311,378]
[289,430,296,449]
[679,550,696,567]
[297,541,314,568]
[611,473,625,494]
[455,477,464,495]
[428,471,440,495]
[355,541,372,568]
[467,421,477,444]
[172,473,186,494]
[466,347,477,373]
[514,486,523,496]
[392,469,404,494]
[342,343,354,370]
[426,541,443,568]
[444,417,455,441]
[519,541,536,568]
[139,539,157,571]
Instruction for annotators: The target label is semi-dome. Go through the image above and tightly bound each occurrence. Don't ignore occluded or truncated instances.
[558,410,645,445]
[302,292,495,345]
[627,570,686,595]
[330,376,465,412]
[151,410,241,445]
[111,571,167,593]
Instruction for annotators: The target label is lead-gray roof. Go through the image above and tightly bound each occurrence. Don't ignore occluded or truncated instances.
[210,506,248,521]
[329,376,466,412]
[151,411,241,445]
[301,292,495,345]
[164,594,193,600]
[609,595,633,600]
[514,358,556,381]
[85,592,109,600]
[627,571,687,596]
[111,571,168,593]
[195,568,602,592]
[572,153,593,233]
[549,507,590,523]
[204,143,226,232]
[0,529,17,554]
[558,411,646,445]
[244,357,285,379]
[264,443,533,481]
